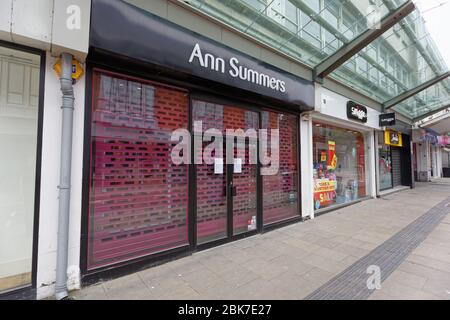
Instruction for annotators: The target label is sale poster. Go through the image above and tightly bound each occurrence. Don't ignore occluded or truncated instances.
[314,179,337,209]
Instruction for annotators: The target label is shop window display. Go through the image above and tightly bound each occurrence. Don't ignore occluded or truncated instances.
[378,137,393,191]
[313,122,366,210]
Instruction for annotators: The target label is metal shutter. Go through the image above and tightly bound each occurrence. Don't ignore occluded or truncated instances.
[392,148,402,187]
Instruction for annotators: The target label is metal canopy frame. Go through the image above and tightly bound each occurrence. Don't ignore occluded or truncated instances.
[413,105,450,123]
[384,72,450,111]
[313,0,415,81]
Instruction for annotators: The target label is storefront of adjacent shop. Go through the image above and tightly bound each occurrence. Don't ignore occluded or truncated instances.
[0,41,44,294]
[312,88,379,214]
[81,0,314,280]
[377,127,413,191]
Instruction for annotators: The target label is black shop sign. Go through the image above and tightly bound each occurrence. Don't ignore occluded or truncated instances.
[379,113,396,127]
[347,101,368,123]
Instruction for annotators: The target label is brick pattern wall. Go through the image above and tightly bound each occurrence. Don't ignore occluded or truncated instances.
[193,101,228,243]
[88,70,189,269]
[225,106,258,235]
[262,111,299,225]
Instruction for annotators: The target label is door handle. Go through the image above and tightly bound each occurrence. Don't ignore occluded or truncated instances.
[223,185,237,196]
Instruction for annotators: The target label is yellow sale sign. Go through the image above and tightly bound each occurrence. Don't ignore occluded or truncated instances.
[314,179,337,193]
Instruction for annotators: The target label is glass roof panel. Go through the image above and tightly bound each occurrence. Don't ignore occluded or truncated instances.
[331,11,448,103]
[393,80,450,119]
[183,0,409,66]
[329,7,450,118]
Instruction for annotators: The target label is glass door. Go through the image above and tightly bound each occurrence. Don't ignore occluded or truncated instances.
[379,145,393,191]
[194,100,228,244]
[193,100,259,245]
[224,107,259,236]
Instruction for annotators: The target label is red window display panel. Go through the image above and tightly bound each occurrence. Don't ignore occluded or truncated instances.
[262,112,299,225]
[193,101,228,244]
[87,70,189,269]
[224,106,259,235]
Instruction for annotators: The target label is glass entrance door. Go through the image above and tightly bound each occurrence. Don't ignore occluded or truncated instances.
[193,100,259,245]
[224,107,259,236]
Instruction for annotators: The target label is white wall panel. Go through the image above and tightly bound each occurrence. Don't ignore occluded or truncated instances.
[319,88,382,131]
[52,0,90,60]
[0,0,12,42]
[11,0,53,50]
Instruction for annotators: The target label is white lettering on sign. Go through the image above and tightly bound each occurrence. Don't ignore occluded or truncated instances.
[351,106,367,120]
[189,43,286,93]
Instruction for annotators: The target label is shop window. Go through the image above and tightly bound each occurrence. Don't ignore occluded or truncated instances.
[87,70,189,269]
[0,46,40,292]
[313,122,366,211]
[263,112,299,225]
[378,132,393,191]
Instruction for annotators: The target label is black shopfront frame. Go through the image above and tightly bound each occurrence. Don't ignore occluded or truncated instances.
[80,53,307,284]
[377,131,413,193]
[0,41,45,300]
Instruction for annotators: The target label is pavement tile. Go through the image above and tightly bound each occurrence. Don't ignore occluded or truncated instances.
[180,268,223,293]
[405,254,450,273]
[315,247,350,262]
[268,272,317,299]
[218,266,260,288]
[241,257,290,280]
[72,283,107,300]
[421,278,450,300]
[398,261,450,281]
[302,254,347,274]
[385,270,427,290]
[378,280,442,300]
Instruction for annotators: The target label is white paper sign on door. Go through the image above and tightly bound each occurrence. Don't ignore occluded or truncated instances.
[234,158,242,173]
[214,158,224,174]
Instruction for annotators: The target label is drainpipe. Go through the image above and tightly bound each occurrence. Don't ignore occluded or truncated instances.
[55,53,75,300]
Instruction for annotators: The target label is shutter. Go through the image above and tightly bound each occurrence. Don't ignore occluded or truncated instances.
[392,147,402,187]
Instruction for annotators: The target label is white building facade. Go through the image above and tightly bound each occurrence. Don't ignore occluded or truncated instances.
[0,0,90,299]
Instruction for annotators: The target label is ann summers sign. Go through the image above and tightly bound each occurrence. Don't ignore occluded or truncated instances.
[347,101,368,123]
[90,0,315,110]
[189,43,286,93]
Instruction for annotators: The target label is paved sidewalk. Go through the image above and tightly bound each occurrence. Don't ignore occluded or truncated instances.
[73,183,450,300]
[431,177,450,186]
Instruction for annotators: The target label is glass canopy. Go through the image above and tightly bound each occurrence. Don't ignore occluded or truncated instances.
[394,81,450,119]
[183,0,450,120]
